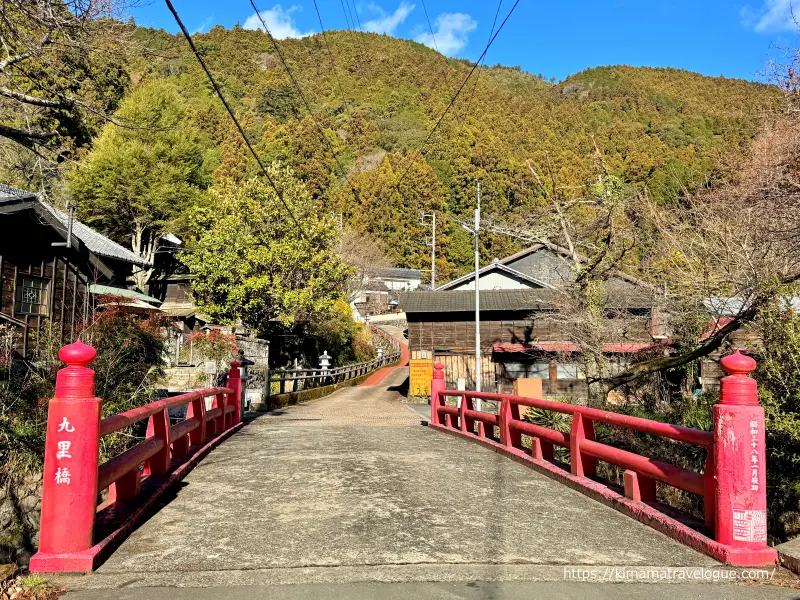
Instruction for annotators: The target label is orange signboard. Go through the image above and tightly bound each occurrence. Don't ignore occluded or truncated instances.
[409,358,433,397]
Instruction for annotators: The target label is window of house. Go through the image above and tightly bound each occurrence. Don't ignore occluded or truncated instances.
[15,276,50,316]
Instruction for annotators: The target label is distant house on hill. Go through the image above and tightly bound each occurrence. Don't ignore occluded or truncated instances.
[0,184,157,359]
[401,243,661,398]
[351,266,423,320]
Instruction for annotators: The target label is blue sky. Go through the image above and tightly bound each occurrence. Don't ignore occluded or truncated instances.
[131,0,800,82]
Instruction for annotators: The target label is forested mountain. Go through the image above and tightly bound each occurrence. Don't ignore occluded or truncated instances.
[4,24,780,280]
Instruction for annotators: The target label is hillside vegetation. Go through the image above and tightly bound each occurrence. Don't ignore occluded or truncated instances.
[5,25,781,279]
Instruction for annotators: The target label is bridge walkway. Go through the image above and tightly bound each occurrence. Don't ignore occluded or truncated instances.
[59,368,796,598]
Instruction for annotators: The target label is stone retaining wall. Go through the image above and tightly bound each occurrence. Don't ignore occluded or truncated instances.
[0,475,42,566]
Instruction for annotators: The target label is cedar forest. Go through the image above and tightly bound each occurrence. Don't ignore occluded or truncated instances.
[2,24,780,282]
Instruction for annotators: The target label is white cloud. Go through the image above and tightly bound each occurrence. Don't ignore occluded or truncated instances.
[364,2,415,35]
[415,12,477,56]
[192,16,214,35]
[243,5,313,39]
[741,0,798,33]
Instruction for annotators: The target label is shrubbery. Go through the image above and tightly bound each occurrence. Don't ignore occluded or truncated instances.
[308,299,377,365]
[188,330,238,372]
[0,308,167,485]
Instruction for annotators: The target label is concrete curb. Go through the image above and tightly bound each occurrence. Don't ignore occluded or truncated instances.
[777,546,800,575]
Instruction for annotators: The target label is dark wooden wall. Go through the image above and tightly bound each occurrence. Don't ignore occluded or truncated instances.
[408,309,653,399]
[0,211,93,357]
[407,310,550,353]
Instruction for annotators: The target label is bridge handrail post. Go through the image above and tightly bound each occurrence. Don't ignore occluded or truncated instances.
[30,341,102,572]
[712,350,777,565]
[499,396,510,446]
[430,362,445,425]
[228,361,242,425]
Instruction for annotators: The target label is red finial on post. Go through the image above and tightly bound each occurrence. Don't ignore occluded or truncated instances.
[58,339,97,365]
[711,349,777,566]
[30,341,103,573]
[54,339,98,400]
[719,350,758,406]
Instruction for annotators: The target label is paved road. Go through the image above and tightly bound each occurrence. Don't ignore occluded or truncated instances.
[60,368,797,598]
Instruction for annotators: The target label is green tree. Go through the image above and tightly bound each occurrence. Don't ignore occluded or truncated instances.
[333,153,446,271]
[256,83,301,122]
[0,0,130,154]
[180,168,353,331]
[70,79,214,288]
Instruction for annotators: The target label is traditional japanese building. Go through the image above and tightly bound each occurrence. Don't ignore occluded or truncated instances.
[0,184,155,359]
[401,243,661,398]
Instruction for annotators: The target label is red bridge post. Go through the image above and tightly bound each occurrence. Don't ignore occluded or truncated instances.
[430,362,445,425]
[30,341,102,573]
[713,350,777,566]
[228,360,242,425]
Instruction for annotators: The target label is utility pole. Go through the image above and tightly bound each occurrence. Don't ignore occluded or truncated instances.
[419,211,437,289]
[460,183,482,405]
[474,181,481,407]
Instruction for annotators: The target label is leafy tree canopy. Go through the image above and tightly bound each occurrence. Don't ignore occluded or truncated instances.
[180,167,353,331]
[69,78,215,285]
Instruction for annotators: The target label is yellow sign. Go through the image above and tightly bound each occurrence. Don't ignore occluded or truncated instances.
[409,358,433,397]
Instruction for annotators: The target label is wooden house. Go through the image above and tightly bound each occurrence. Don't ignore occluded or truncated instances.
[401,243,661,398]
[350,267,423,320]
[0,184,153,359]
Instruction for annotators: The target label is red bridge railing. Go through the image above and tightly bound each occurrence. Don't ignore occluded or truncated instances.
[429,351,777,567]
[30,341,243,573]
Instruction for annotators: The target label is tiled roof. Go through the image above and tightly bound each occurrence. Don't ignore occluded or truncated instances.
[0,184,150,268]
[38,202,150,267]
[399,289,554,313]
[368,267,423,279]
[0,183,37,201]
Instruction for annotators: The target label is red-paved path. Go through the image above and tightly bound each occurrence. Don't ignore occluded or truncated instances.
[360,340,409,387]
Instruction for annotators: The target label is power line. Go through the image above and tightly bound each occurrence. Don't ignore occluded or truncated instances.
[248,0,368,213]
[312,0,350,113]
[343,0,358,31]
[336,0,372,84]
[163,0,308,238]
[395,0,522,189]
[419,0,452,89]
[455,0,504,139]
[348,0,369,43]
[339,0,353,30]
[247,0,351,181]
[420,0,440,55]
[345,0,373,79]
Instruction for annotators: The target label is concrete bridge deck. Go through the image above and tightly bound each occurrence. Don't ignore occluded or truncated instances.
[62,369,795,599]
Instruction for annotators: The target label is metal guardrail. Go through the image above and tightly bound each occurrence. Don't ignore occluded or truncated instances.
[265,350,401,399]
[263,325,402,401]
